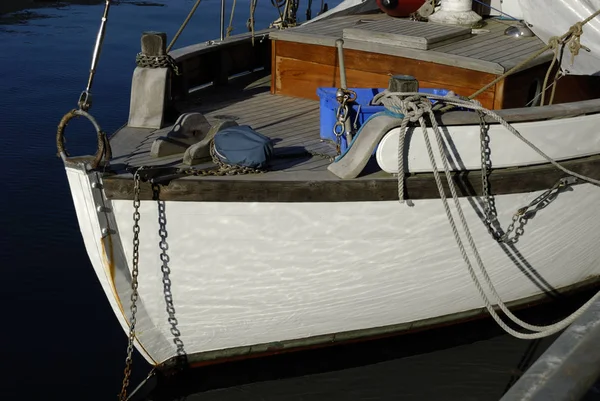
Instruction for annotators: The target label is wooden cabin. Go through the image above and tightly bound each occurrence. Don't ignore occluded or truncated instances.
[170,11,600,113]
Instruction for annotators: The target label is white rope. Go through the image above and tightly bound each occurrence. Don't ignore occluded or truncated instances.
[375,92,600,339]
[397,116,409,204]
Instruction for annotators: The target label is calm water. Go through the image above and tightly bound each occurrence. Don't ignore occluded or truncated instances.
[0,2,598,400]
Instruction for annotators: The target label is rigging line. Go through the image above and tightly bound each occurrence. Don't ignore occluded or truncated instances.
[525,73,564,108]
[167,0,203,53]
[226,0,237,37]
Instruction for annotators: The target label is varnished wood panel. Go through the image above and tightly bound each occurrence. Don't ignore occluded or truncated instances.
[275,57,496,108]
[551,74,600,105]
[276,41,497,89]
[273,40,497,109]
[493,78,505,110]
[270,40,276,94]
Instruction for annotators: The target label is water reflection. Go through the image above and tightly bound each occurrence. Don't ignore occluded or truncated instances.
[0,0,165,16]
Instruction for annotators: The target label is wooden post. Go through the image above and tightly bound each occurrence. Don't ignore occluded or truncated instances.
[128,32,170,129]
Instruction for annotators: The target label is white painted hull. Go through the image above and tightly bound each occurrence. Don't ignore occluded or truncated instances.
[65,166,600,366]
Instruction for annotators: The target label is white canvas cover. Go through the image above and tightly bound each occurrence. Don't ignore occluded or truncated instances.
[519,0,600,75]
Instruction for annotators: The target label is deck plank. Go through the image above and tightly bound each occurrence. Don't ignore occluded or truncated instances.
[110,72,334,172]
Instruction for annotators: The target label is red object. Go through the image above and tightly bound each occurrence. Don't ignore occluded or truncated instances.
[375,0,426,17]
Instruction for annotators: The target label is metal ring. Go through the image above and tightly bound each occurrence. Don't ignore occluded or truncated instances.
[346,89,357,102]
[333,122,345,137]
[56,108,111,169]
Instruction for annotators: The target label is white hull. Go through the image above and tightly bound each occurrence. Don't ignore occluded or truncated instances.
[65,166,600,366]
[376,113,600,173]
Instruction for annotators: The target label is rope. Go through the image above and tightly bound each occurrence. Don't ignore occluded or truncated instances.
[167,0,203,53]
[540,37,564,106]
[465,8,600,104]
[397,116,409,204]
[249,0,258,45]
[226,0,237,38]
[374,91,600,339]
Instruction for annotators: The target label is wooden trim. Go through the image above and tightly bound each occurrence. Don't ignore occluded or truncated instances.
[493,77,505,110]
[103,154,600,202]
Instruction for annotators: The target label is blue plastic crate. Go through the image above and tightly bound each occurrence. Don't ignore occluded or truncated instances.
[316,87,451,153]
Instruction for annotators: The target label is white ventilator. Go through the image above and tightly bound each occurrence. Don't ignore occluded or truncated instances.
[428,0,482,27]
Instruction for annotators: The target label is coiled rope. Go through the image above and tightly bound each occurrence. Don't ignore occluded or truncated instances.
[373,90,600,339]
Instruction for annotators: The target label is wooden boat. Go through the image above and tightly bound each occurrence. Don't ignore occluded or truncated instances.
[57,0,600,375]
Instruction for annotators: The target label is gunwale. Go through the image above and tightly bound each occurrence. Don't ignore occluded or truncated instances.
[102,153,600,202]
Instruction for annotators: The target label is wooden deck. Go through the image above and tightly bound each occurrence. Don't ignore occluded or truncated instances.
[110,71,338,173]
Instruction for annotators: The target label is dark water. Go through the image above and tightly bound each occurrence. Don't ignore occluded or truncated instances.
[0,1,598,400]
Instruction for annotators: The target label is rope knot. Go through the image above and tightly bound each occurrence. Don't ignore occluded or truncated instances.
[401,100,423,122]
[547,36,561,49]
[567,21,585,65]
[398,95,432,122]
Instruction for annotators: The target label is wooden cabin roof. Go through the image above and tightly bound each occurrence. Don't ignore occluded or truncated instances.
[269,13,553,74]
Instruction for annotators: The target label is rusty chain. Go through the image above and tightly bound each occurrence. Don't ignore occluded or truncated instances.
[135,53,181,75]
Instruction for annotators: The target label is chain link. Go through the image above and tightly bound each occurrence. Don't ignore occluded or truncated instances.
[500,177,576,244]
[478,114,576,244]
[332,88,357,154]
[175,140,334,178]
[119,168,143,401]
[135,53,181,76]
[479,112,502,241]
[153,184,188,370]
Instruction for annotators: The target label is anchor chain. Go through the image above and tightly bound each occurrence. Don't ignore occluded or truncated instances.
[134,140,334,185]
[153,184,188,371]
[118,168,143,401]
